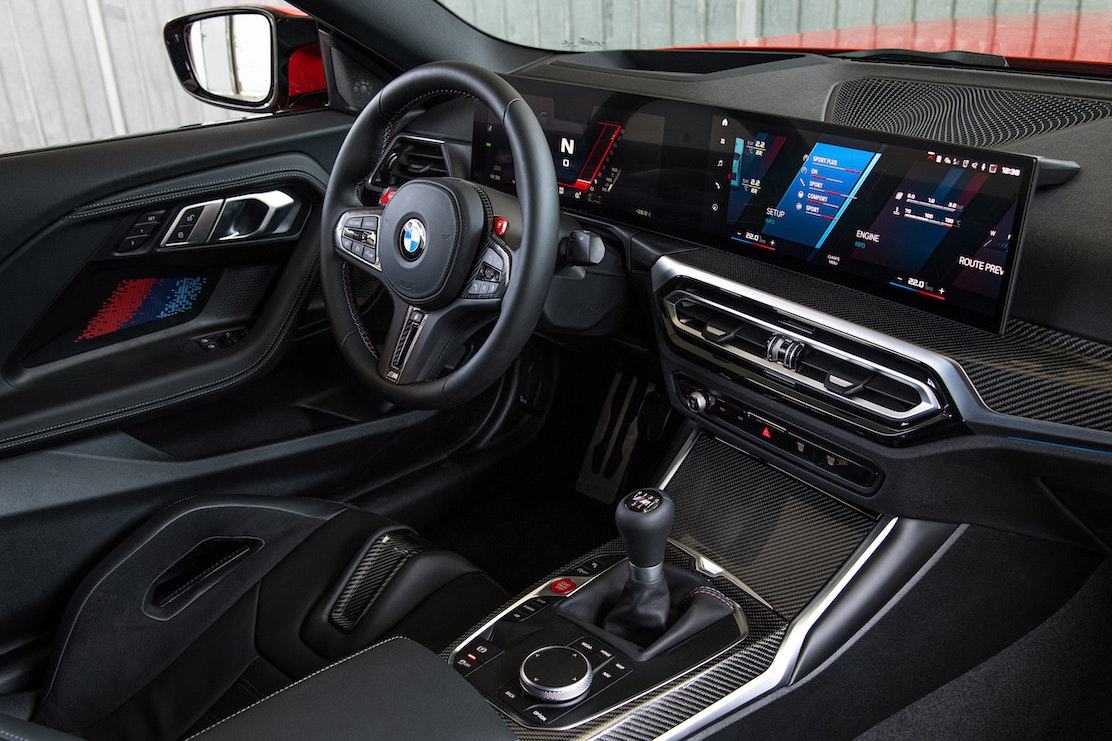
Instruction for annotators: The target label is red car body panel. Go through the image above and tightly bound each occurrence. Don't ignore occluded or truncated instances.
[681,12,1112,72]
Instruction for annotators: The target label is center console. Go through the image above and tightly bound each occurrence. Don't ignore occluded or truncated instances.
[446,433,889,737]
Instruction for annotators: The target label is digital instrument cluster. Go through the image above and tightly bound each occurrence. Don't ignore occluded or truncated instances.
[472,78,1036,333]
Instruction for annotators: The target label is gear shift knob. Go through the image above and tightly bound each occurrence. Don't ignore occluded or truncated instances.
[615,488,675,584]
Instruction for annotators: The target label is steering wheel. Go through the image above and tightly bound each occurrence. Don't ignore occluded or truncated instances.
[319,61,559,408]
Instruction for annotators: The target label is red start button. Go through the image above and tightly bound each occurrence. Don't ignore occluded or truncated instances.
[548,578,577,595]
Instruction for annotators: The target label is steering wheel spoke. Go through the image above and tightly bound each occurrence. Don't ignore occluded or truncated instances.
[319,61,558,408]
[334,207,384,272]
[379,296,493,385]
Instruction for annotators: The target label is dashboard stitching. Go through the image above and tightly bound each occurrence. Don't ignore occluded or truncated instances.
[69,167,327,218]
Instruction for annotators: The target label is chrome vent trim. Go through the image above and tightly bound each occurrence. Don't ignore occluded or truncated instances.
[663,289,941,425]
[369,134,450,188]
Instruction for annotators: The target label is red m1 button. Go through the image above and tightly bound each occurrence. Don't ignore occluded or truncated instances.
[378,188,397,205]
[494,216,509,236]
[549,578,577,595]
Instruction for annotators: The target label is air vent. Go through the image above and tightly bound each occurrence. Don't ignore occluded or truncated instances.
[370,135,449,188]
[663,289,941,429]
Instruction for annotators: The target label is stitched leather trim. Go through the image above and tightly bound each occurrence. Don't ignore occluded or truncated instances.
[36,501,340,708]
[342,262,378,358]
[70,168,327,219]
[0,165,325,453]
[185,636,408,740]
[378,88,476,163]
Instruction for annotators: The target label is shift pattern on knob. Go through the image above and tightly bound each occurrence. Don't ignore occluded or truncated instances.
[616,488,675,571]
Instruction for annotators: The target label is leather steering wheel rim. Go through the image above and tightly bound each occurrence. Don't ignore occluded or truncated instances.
[319,61,559,408]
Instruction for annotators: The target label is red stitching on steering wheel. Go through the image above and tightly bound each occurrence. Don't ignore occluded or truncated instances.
[342,262,379,359]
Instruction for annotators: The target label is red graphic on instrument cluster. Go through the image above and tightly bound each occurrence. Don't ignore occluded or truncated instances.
[557,121,623,192]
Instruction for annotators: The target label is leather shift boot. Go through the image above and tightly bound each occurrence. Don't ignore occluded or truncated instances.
[602,574,671,646]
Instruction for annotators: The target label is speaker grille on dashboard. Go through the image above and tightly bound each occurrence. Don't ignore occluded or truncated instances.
[830,77,1112,147]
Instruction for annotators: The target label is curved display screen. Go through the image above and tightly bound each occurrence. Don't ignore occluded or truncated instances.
[472,77,1036,333]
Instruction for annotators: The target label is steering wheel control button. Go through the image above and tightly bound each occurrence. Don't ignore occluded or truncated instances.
[548,577,577,595]
[494,215,509,236]
[335,210,383,268]
[378,188,397,205]
[399,218,427,260]
[482,248,504,271]
[519,646,593,703]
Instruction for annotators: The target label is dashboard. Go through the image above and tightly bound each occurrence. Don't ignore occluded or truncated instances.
[380,47,1112,550]
[474,77,1036,332]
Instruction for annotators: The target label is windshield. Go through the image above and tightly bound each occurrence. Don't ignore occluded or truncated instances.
[438,0,1112,67]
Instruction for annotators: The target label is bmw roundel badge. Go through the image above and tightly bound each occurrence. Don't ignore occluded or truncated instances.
[399,218,427,260]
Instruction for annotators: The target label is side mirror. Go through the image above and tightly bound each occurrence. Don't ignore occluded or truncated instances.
[164,6,326,113]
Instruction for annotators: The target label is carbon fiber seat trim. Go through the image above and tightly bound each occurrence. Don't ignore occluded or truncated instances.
[830,77,1112,147]
[329,530,430,632]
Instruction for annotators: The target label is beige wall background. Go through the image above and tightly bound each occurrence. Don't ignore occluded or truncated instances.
[1,0,1104,155]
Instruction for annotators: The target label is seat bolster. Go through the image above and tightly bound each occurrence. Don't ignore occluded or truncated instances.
[33,497,372,733]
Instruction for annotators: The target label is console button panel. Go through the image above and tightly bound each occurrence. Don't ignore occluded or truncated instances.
[677,375,880,491]
[449,553,747,731]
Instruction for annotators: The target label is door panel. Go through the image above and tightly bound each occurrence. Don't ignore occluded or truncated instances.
[0,114,352,454]
[0,103,558,696]
[0,111,360,690]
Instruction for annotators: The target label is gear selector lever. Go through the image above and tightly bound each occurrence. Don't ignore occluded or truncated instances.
[603,488,676,643]
[614,488,675,586]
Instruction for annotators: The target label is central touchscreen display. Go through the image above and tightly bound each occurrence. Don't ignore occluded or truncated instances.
[472,78,1035,332]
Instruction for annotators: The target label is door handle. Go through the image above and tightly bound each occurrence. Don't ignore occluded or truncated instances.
[161,190,302,247]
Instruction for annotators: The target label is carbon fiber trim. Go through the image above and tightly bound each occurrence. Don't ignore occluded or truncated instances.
[830,78,1112,147]
[667,435,876,619]
[329,530,428,631]
[668,248,1112,433]
[442,435,881,740]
